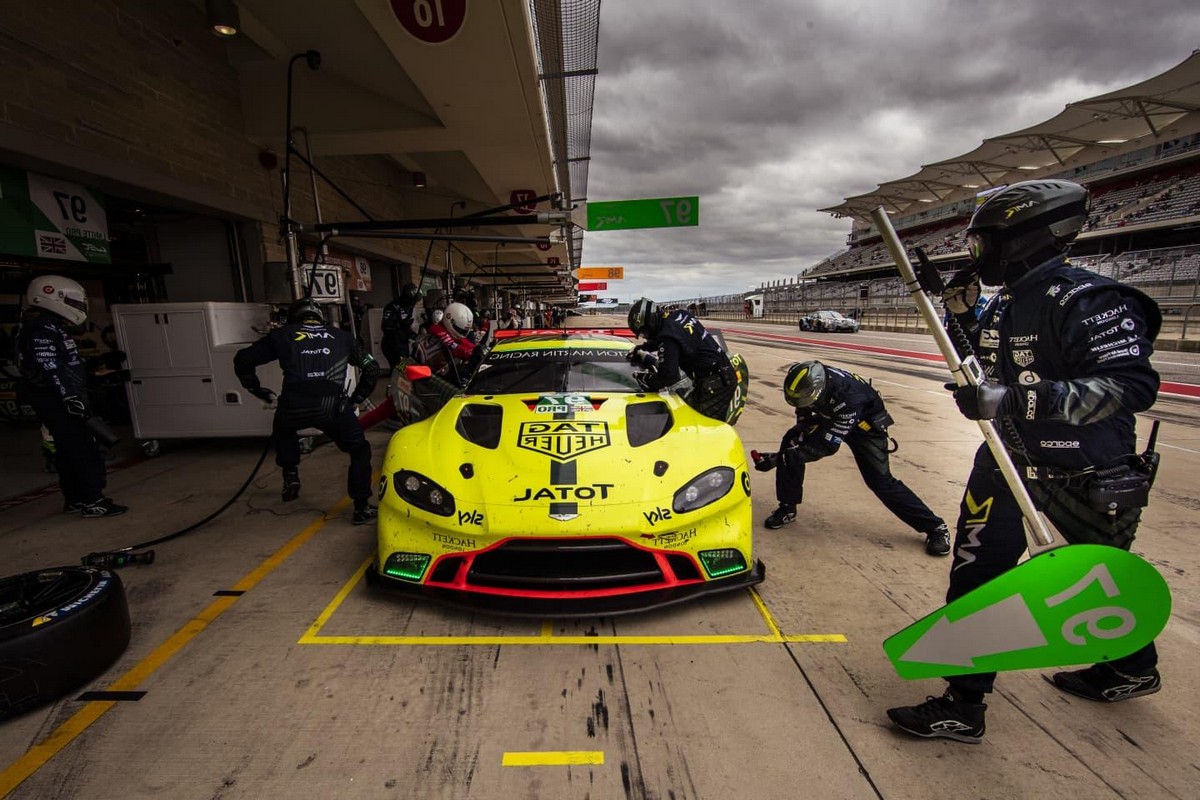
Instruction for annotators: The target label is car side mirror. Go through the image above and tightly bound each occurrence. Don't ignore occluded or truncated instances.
[405,364,432,381]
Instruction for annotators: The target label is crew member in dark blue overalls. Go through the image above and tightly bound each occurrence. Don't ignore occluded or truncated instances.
[754,360,950,555]
[626,298,736,422]
[380,283,421,371]
[18,275,127,517]
[235,299,381,525]
[888,179,1163,744]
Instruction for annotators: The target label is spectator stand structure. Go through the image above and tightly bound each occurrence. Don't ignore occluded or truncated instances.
[665,51,1200,351]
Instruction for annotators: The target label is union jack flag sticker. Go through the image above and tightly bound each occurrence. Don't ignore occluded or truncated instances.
[38,234,67,255]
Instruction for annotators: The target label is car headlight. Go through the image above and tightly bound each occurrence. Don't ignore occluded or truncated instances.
[672,467,734,514]
[382,552,431,582]
[698,548,748,578]
[393,470,456,516]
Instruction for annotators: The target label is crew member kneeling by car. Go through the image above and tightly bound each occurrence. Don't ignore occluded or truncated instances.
[626,298,736,422]
[234,299,380,525]
[754,360,951,556]
[428,302,485,385]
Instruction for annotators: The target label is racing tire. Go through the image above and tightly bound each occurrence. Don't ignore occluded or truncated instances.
[0,566,131,720]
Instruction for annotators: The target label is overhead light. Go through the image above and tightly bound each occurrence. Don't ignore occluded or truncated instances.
[1017,165,1041,171]
[412,171,427,189]
[206,0,240,37]
[918,198,933,203]
[962,183,980,189]
[1097,138,1127,145]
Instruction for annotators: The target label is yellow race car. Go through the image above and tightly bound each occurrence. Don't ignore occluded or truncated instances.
[369,328,763,616]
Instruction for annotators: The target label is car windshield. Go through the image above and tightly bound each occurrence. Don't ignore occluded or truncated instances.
[466,347,643,394]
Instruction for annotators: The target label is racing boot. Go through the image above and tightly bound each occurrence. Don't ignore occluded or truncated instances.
[764,504,796,530]
[924,522,951,556]
[886,689,986,744]
[352,501,378,526]
[282,468,301,502]
[1047,664,1161,702]
[79,496,129,518]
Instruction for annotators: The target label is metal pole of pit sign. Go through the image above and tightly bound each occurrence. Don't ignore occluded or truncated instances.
[869,206,1058,550]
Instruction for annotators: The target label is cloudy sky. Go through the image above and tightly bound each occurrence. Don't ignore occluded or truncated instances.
[579,1,1200,303]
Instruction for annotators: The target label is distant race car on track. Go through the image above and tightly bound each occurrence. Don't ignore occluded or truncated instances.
[799,309,860,333]
[368,328,762,616]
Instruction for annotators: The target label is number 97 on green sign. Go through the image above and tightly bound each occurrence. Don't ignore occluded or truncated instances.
[585,196,700,231]
[883,544,1171,680]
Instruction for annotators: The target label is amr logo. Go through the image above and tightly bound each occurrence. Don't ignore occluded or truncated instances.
[952,491,993,571]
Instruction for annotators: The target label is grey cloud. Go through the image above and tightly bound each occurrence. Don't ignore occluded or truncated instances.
[582,0,1200,303]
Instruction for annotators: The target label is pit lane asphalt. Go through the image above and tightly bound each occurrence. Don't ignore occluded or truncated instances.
[2,316,1197,799]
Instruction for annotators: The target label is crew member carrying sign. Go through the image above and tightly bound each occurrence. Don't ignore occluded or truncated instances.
[887,180,1164,743]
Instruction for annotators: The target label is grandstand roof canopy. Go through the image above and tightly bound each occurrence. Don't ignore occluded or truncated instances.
[822,49,1200,222]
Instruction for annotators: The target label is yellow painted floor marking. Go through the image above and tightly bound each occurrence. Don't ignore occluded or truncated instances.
[749,585,784,638]
[298,554,373,644]
[0,498,349,799]
[300,560,848,646]
[503,751,605,767]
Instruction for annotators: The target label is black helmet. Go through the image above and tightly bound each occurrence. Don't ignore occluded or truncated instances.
[627,297,659,337]
[783,361,829,409]
[966,179,1088,285]
[398,283,421,305]
[287,298,325,325]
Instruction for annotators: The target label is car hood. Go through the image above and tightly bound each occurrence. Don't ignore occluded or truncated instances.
[384,392,747,511]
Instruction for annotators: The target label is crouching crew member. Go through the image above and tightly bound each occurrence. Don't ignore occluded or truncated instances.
[755,360,950,555]
[626,298,736,422]
[888,179,1163,744]
[234,299,381,525]
[428,302,484,384]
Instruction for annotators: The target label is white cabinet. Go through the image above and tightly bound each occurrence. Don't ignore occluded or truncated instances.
[113,302,280,439]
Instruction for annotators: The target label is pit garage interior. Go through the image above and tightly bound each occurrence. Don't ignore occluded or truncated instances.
[3,4,1200,800]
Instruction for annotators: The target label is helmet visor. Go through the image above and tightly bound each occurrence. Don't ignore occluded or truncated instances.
[967,232,986,264]
[784,364,825,408]
[63,296,88,315]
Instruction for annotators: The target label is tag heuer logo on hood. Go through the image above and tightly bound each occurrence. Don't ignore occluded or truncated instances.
[518,420,610,462]
[1012,349,1035,368]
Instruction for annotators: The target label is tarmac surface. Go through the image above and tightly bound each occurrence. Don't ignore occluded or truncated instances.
[1,316,1198,799]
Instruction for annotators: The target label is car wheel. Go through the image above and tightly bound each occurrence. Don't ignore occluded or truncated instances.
[0,566,131,720]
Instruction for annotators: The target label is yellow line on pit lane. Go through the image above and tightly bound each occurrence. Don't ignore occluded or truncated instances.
[503,751,605,767]
[0,498,350,799]
[299,555,847,646]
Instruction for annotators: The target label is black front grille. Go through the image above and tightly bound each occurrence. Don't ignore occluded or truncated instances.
[468,538,663,591]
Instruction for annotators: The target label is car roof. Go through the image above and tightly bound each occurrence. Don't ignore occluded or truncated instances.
[488,330,635,355]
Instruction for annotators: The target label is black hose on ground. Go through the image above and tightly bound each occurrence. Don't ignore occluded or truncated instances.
[80,437,274,569]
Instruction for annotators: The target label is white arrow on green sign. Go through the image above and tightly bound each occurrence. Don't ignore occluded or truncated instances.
[884,544,1171,679]
[585,196,699,231]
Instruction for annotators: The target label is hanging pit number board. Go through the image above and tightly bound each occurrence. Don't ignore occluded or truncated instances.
[391,0,467,44]
[299,263,345,303]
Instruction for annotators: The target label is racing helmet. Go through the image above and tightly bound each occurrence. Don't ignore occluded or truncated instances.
[783,361,829,409]
[966,180,1088,285]
[443,302,474,338]
[26,274,88,326]
[287,298,325,325]
[627,298,659,337]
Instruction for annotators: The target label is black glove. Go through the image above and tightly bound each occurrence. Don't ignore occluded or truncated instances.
[947,382,1019,420]
[942,270,981,315]
[753,451,778,472]
[250,387,277,404]
[63,395,88,418]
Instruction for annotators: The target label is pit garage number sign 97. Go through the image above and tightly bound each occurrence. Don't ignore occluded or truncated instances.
[300,264,345,303]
